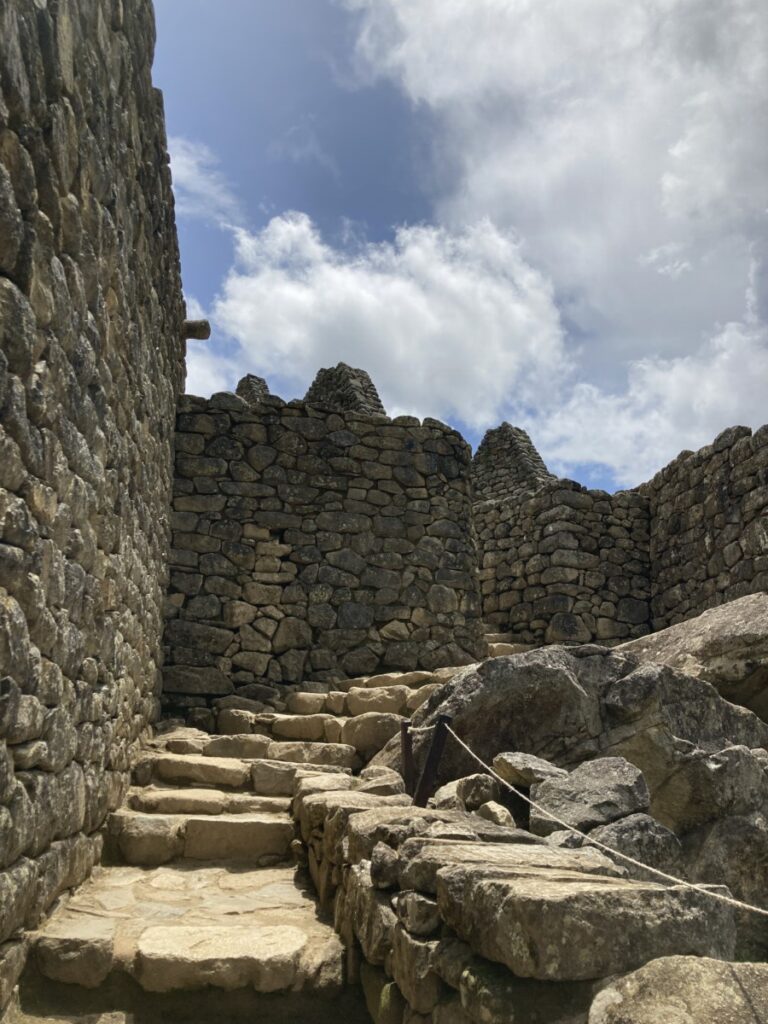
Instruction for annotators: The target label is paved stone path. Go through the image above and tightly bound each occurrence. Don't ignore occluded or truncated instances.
[10,631,534,1022]
[16,735,371,1022]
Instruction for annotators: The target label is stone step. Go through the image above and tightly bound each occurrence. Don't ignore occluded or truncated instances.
[488,641,533,657]
[107,808,295,865]
[138,746,359,790]
[484,632,515,643]
[126,786,290,816]
[23,863,368,1020]
[285,685,419,718]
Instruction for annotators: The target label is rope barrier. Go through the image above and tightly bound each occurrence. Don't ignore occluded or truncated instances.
[443,724,768,920]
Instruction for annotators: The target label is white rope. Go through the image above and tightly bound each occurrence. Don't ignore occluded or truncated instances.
[444,724,768,920]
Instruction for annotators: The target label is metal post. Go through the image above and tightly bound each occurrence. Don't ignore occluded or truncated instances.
[413,715,452,807]
[400,721,416,796]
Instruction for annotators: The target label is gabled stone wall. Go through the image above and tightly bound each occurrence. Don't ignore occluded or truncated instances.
[473,423,555,504]
[163,386,485,719]
[474,422,768,644]
[0,0,184,995]
[475,480,651,644]
[639,425,768,629]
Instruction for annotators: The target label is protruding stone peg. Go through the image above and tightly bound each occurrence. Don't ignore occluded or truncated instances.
[183,319,211,340]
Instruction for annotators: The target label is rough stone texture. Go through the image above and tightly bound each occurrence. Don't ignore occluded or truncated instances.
[475,470,651,646]
[588,955,768,1023]
[618,592,768,717]
[304,362,386,417]
[436,866,734,981]
[639,425,768,630]
[235,374,269,407]
[472,423,555,504]
[373,647,768,801]
[587,813,683,884]
[30,863,345,995]
[492,751,568,788]
[529,757,650,837]
[474,421,768,645]
[0,0,184,1002]
[293,766,743,1024]
[164,386,485,716]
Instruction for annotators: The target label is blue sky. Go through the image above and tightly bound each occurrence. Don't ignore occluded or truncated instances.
[153,0,768,492]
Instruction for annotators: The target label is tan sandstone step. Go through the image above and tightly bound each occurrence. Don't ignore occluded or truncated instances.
[106,809,295,866]
[23,863,366,1019]
[127,786,290,816]
[139,747,359,791]
[488,641,534,656]
[484,632,515,644]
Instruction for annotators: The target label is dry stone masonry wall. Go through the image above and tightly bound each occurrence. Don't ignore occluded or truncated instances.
[163,375,486,720]
[639,424,768,629]
[474,427,651,645]
[474,422,768,644]
[304,362,386,417]
[0,0,184,988]
[472,422,555,503]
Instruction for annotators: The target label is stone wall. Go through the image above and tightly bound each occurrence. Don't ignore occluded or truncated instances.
[473,422,768,644]
[0,0,184,999]
[163,384,485,719]
[639,424,768,629]
[472,423,554,504]
[475,480,651,645]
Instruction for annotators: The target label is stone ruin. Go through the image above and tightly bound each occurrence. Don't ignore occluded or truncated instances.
[304,362,387,416]
[164,367,484,725]
[474,420,768,647]
[1,2,768,1023]
[234,373,270,406]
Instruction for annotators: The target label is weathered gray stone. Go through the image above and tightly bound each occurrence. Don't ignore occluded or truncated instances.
[436,864,735,981]
[492,751,568,788]
[588,955,768,1023]
[618,593,768,718]
[587,813,682,883]
[529,757,650,837]
[374,649,768,811]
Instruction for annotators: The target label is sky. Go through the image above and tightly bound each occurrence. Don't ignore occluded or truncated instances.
[153,0,768,492]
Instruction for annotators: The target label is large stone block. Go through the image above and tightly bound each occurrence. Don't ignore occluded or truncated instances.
[436,864,735,981]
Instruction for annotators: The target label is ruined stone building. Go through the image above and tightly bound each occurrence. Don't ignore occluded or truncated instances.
[1,2,768,1022]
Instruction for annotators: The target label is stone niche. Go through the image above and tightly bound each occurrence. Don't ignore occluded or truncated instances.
[0,0,185,1001]
[163,368,486,717]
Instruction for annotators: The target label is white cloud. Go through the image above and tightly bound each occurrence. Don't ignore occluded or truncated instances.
[206,210,766,488]
[537,306,768,486]
[184,295,207,321]
[184,341,239,399]
[212,212,570,429]
[174,2,768,489]
[341,0,768,374]
[169,136,242,228]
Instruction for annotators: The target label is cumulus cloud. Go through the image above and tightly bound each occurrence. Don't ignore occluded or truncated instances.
[169,136,242,228]
[342,0,768,372]
[173,2,767,488]
[208,211,766,486]
[213,212,570,429]
[538,309,768,486]
[184,342,236,397]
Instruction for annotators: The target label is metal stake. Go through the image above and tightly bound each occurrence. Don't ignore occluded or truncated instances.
[413,714,452,807]
[400,721,416,796]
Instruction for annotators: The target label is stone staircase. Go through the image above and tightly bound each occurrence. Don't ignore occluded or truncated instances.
[11,639,547,1022]
[13,732,375,1023]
